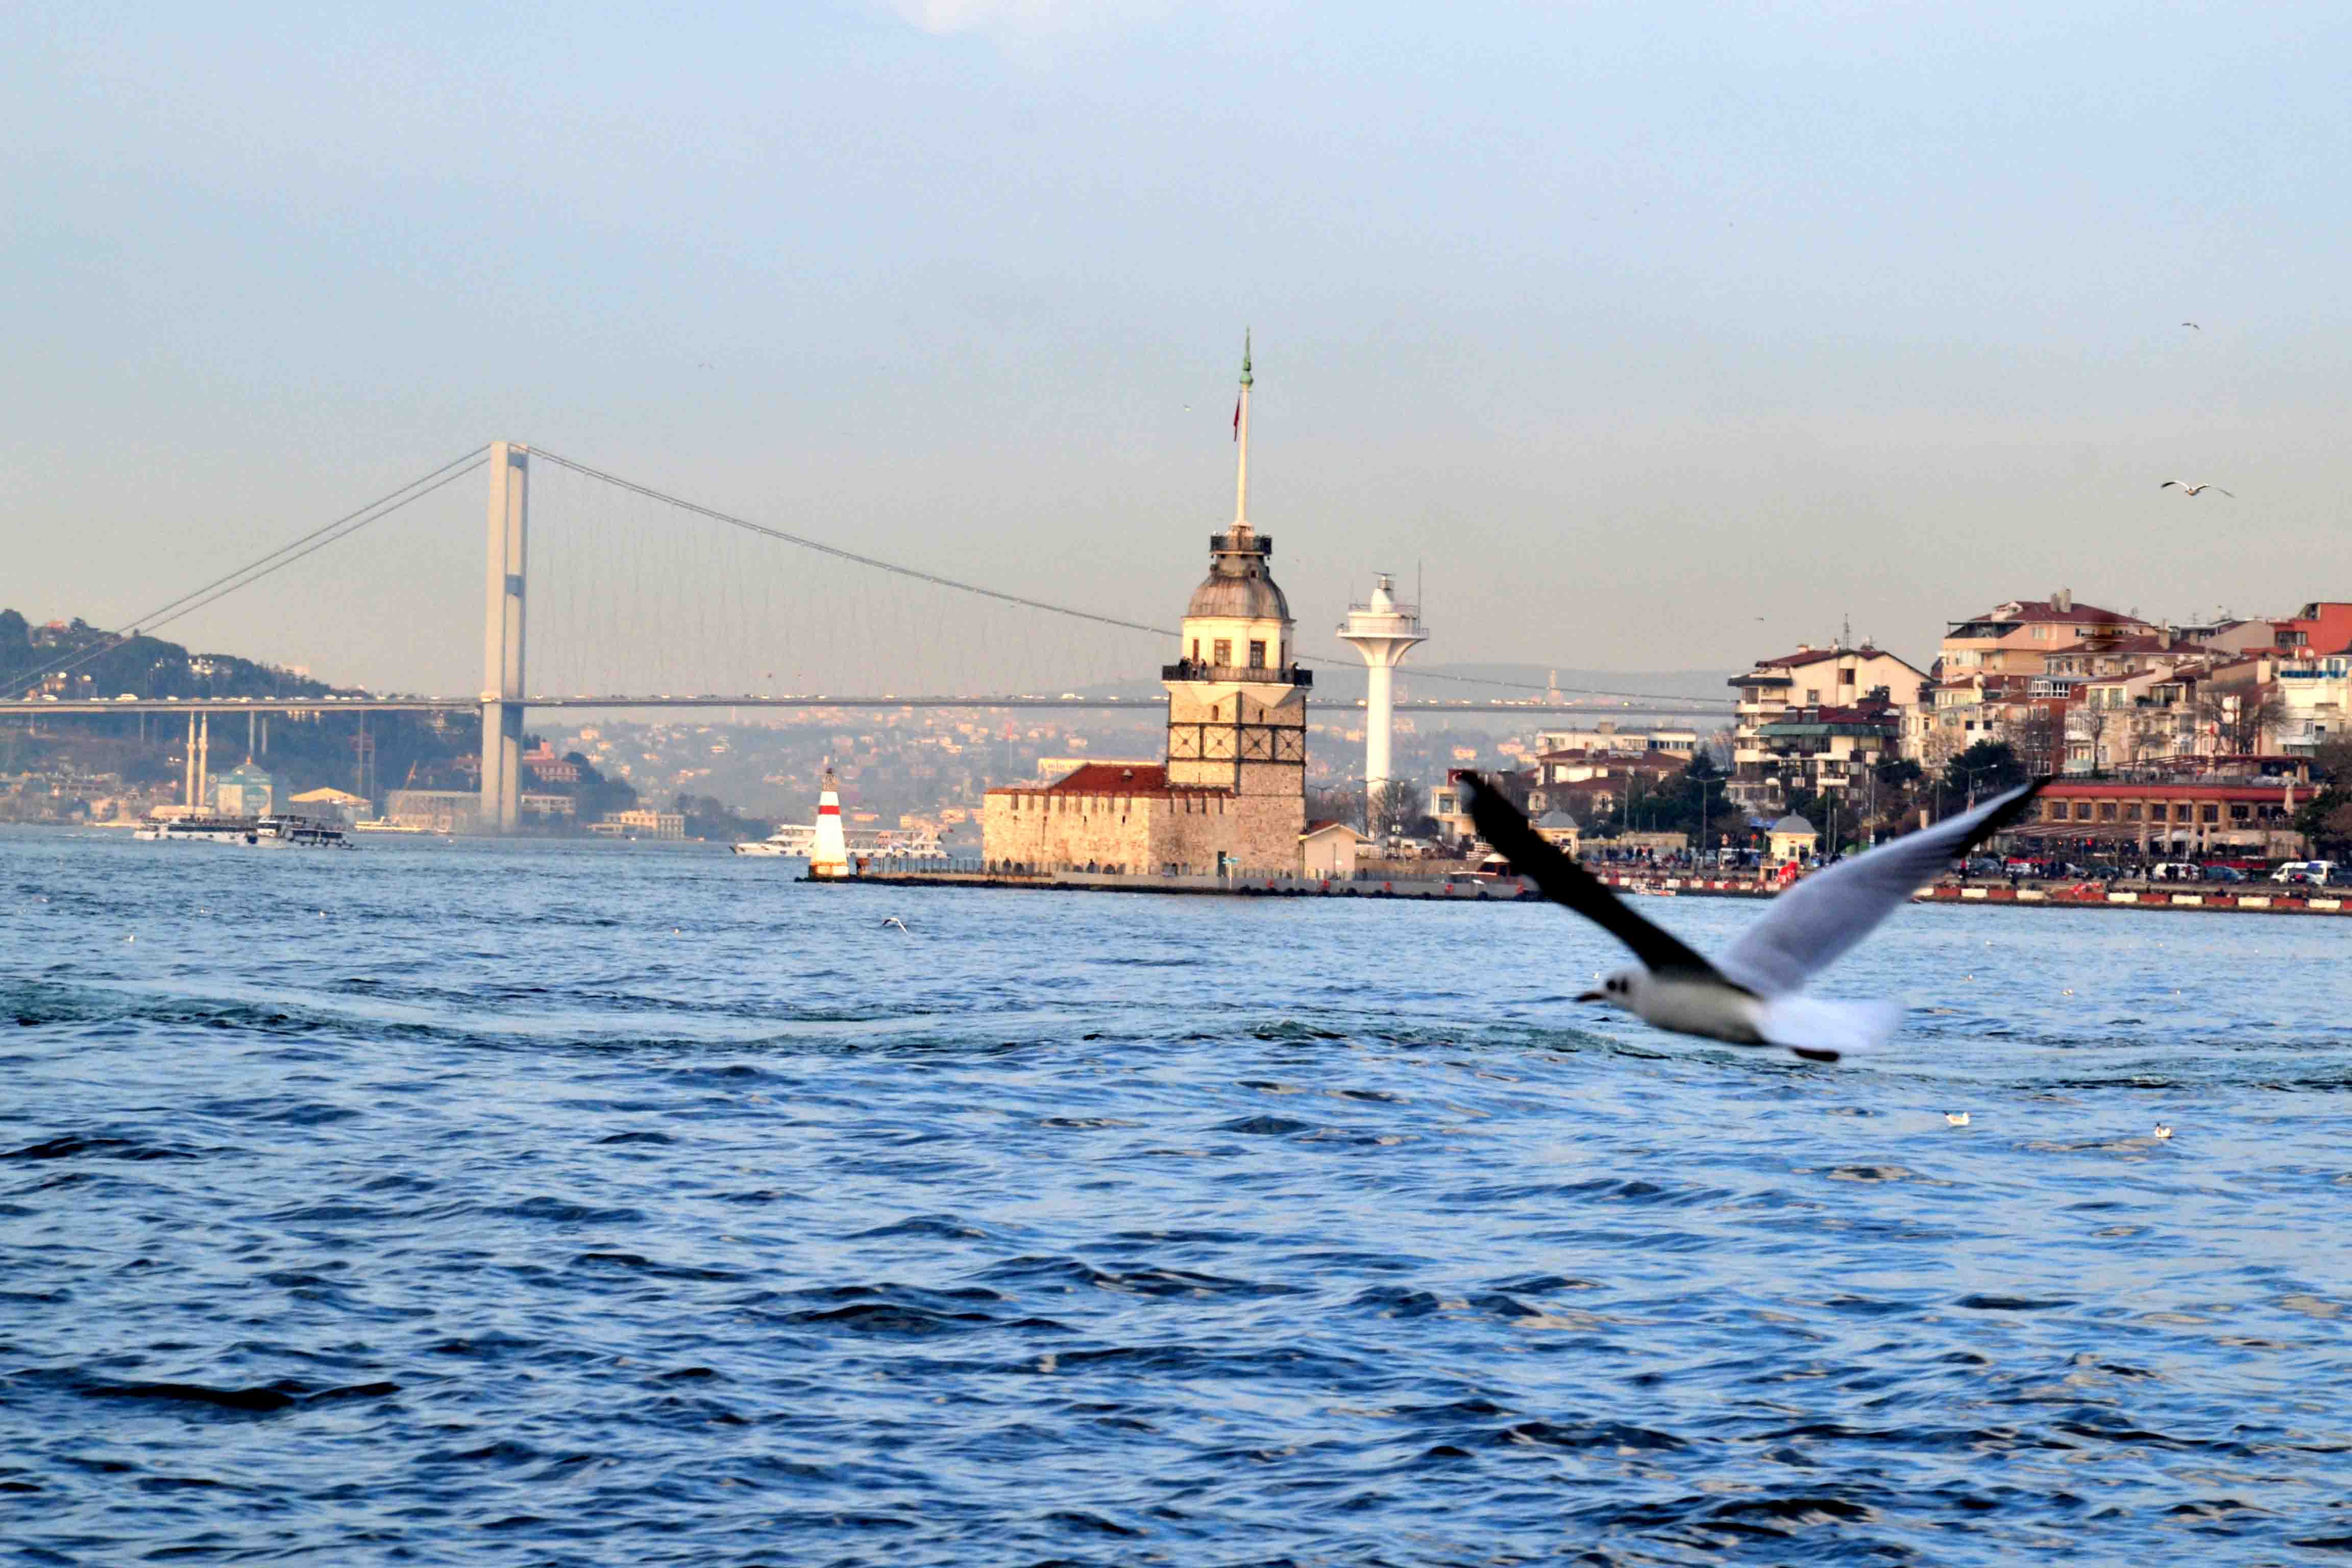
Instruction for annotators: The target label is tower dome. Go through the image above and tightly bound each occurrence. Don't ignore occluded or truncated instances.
[1185,530,1292,622]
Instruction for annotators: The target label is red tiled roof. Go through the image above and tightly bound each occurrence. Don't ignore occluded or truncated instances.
[2042,781,2299,801]
[1746,645,1895,670]
[1951,598,2139,628]
[986,763,1230,799]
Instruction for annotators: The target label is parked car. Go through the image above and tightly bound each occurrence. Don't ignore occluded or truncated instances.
[2200,865,2247,883]
[2271,860,2339,885]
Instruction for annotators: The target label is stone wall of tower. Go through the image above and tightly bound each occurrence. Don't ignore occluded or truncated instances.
[1164,687,1309,793]
[979,788,1305,877]
[981,789,1159,873]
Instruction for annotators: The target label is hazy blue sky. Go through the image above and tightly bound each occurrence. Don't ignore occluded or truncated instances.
[5,1,2347,694]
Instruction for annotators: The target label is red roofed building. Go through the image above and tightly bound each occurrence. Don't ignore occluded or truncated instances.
[1727,643,1927,810]
[2017,779,2309,856]
[1940,590,2153,681]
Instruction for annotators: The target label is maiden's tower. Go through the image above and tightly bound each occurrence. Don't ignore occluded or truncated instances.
[982,338,1311,876]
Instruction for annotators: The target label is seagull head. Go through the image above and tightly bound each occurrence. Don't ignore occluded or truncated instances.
[1578,967,1645,1008]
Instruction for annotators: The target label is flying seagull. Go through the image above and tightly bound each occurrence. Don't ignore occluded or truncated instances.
[2159,480,2233,497]
[1463,774,2049,1061]
[881,916,909,932]
[2182,322,2200,330]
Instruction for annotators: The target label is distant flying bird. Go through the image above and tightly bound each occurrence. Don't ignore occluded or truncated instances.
[2160,480,2233,498]
[1945,1112,1970,1126]
[2182,322,2200,330]
[1463,774,2048,1062]
[881,916,909,932]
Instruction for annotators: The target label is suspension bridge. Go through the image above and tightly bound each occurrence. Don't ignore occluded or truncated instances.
[6,439,1733,828]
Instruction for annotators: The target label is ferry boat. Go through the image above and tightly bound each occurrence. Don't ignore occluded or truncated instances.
[253,815,354,849]
[133,814,352,848]
[133,815,260,844]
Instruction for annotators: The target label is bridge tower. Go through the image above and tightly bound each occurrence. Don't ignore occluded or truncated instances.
[480,441,529,832]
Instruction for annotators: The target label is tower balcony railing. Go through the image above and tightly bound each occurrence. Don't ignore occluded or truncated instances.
[1162,660,1313,688]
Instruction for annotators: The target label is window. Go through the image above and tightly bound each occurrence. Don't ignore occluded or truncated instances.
[2230,803,2250,822]
[1212,639,1232,665]
[1805,689,1820,704]
[2200,805,2219,824]
[2098,802,2116,822]
[1248,640,1266,668]
[1190,639,1200,661]
[2125,804,2142,822]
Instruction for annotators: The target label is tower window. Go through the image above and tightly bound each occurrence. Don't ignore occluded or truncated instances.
[1213,639,1232,665]
[1190,639,1200,661]
[1248,640,1266,668]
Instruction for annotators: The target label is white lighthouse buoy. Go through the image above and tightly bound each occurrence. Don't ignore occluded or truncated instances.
[810,765,851,880]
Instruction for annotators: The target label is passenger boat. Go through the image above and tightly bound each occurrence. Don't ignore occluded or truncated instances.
[252,815,354,849]
[133,815,259,843]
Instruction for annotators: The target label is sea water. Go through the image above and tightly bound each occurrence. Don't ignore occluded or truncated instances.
[5,830,2351,1564]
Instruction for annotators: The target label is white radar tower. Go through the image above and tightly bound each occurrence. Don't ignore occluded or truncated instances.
[1336,574,1429,803]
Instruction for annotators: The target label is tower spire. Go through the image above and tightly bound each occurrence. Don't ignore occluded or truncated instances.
[1232,329,1253,532]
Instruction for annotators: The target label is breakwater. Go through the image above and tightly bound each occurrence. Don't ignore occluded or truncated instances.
[849,865,2352,914]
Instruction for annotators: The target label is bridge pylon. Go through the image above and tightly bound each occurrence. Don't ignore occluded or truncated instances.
[480,441,529,832]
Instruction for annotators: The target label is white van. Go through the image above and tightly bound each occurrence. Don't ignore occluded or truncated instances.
[2271,860,2338,885]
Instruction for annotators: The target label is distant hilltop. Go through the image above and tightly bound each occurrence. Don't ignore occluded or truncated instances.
[3,608,347,703]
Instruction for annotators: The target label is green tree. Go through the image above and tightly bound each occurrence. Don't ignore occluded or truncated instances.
[1941,740,2028,807]
[2292,737,2352,854]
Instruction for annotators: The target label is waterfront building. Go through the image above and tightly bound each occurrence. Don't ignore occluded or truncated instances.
[2020,780,2308,857]
[1299,819,1374,878]
[597,808,686,840]
[386,788,482,832]
[213,761,276,816]
[1767,813,1819,865]
[1727,643,1926,810]
[982,338,1309,876]
[287,786,370,825]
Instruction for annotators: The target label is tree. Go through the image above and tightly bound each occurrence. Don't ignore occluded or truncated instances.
[1305,785,1362,829]
[1941,740,2028,807]
[2195,685,2286,755]
[1368,778,1427,838]
[2292,737,2352,854]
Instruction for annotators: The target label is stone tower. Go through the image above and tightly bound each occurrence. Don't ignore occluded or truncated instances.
[1162,334,1311,804]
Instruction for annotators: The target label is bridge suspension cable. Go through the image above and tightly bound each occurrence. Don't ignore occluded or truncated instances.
[12,446,490,696]
[532,447,1730,711]
[529,448,1175,641]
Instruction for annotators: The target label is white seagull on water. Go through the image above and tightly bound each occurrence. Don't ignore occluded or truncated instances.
[2159,480,2233,498]
[1463,774,2049,1062]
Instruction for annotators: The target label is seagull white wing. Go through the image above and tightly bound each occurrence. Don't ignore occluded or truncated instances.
[1713,781,2047,998]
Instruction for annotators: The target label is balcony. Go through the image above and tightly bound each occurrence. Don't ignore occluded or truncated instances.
[1163,662,1312,688]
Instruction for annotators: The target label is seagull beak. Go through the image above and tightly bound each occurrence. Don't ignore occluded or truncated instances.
[1575,989,1606,1003]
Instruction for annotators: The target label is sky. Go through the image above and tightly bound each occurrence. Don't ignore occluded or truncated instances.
[4,0,2348,695]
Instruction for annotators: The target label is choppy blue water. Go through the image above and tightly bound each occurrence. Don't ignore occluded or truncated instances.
[6,830,2352,1564]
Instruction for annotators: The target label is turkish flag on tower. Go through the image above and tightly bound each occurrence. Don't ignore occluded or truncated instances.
[1233,397,1241,439]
